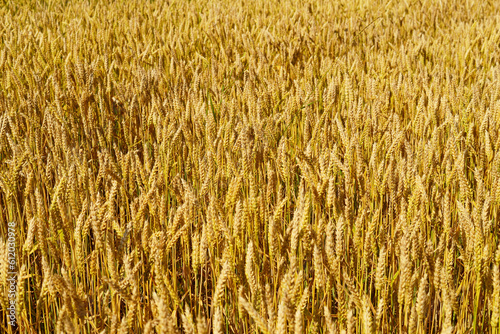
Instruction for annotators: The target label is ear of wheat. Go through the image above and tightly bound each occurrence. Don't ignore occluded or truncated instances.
[0,0,499,333]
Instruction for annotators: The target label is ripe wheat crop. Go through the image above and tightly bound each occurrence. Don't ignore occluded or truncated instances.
[1,0,500,333]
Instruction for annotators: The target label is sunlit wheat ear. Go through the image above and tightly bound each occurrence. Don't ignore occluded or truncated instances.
[492,265,500,329]
[275,293,288,334]
[238,287,270,334]
[374,246,386,290]
[3,0,500,332]
[213,258,231,308]
[181,305,196,334]
[416,272,428,326]
[361,294,373,334]
[213,305,223,334]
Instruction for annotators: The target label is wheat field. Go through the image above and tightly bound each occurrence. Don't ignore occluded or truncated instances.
[1,0,500,333]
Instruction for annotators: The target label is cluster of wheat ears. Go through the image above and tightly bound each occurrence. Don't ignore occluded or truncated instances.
[1,0,500,333]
